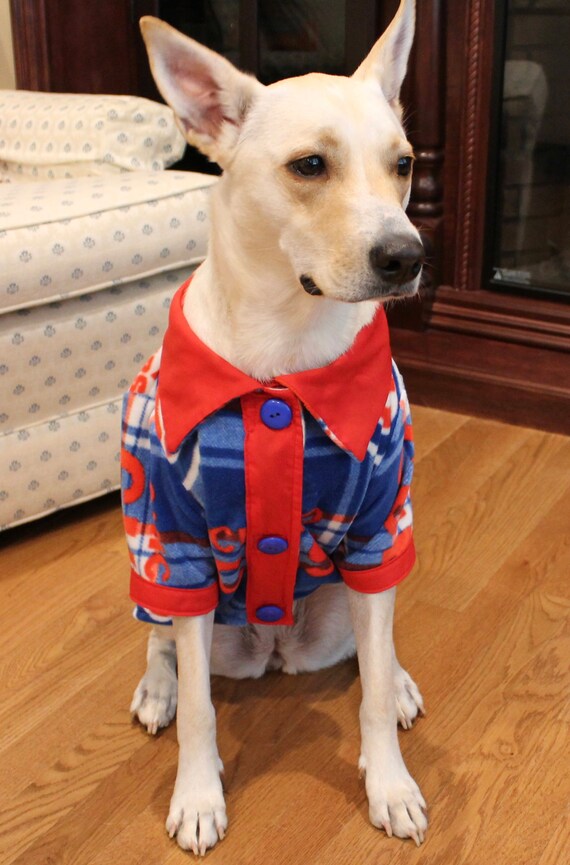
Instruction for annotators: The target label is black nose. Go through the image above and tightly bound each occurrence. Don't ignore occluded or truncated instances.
[369,236,425,285]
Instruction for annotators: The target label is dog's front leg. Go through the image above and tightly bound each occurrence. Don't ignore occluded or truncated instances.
[348,587,427,845]
[168,613,227,855]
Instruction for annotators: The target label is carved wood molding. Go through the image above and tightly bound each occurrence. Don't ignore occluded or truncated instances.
[453,0,497,292]
[409,148,444,219]
[407,0,445,220]
[429,287,570,352]
[391,324,570,434]
[456,0,483,291]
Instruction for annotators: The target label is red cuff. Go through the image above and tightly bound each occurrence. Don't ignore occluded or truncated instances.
[130,570,219,617]
[337,540,416,594]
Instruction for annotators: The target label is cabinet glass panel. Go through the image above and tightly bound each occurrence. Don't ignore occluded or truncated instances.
[160,1,346,83]
[258,0,346,82]
[491,0,570,297]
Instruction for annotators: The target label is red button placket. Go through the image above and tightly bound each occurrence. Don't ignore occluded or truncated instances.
[241,388,304,625]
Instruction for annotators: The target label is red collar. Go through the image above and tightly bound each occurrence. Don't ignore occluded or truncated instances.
[158,277,393,461]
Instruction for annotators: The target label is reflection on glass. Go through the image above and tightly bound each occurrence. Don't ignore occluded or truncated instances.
[258,0,346,82]
[161,0,346,83]
[493,0,570,295]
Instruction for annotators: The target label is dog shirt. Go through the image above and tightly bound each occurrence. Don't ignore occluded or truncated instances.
[122,276,416,628]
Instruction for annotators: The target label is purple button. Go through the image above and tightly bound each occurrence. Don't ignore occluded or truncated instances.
[257,536,288,555]
[256,604,285,623]
[260,398,292,430]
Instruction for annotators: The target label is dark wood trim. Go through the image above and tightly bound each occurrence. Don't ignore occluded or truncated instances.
[10,0,51,90]
[391,325,570,435]
[407,0,445,289]
[11,0,141,94]
[439,0,497,291]
[427,288,570,351]
[390,0,446,329]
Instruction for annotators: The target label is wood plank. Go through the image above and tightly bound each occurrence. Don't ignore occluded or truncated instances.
[412,420,570,610]
[408,403,469,459]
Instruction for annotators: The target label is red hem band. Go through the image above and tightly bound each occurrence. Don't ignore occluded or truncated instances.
[130,570,219,617]
[338,541,416,594]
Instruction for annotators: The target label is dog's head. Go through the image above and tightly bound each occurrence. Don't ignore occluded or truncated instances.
[140,0,423,304]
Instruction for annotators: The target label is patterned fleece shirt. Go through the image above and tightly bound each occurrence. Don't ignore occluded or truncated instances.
[121,276,416,627]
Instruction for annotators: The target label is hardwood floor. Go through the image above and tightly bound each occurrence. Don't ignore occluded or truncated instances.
[0,406,568,864]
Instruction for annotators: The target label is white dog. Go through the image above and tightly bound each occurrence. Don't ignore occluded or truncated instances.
[123,0,427,854]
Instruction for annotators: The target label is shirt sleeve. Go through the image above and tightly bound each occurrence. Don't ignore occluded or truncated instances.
[336,367,416,593]
[121,358,219,620]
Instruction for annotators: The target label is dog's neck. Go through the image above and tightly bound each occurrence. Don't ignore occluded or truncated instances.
[183,184,378,381]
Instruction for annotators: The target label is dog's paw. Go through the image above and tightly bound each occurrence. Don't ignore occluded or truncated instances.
[130,667,178,735]
[360,756,428,846]
[394,666,425,730]
[167,760,227,855]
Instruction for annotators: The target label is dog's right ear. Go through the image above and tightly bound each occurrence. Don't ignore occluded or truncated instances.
[140,17,264,167]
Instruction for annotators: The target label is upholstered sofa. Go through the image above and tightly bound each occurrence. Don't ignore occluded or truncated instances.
[0,91,216,530]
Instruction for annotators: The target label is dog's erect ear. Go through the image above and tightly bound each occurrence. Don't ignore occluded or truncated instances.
[352,0,415,107]
[140,17,264,166]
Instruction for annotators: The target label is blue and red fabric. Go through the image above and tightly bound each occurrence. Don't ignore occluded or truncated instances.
[121,276,416,627]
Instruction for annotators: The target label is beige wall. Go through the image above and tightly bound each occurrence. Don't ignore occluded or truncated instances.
[0,0,15,89]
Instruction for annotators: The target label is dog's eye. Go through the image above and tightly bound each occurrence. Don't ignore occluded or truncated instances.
[290,155,326,178]
[397,156,413,177]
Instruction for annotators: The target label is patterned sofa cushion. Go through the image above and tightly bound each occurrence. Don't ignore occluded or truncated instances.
[1,397,124,530]
[0,267,194,530]
[0,91,187,179]
[0,170,216,312]
[0,268,191,431]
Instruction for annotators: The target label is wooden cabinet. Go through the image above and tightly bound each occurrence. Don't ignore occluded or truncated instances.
[10,0,569,433]
[392,0,570,434]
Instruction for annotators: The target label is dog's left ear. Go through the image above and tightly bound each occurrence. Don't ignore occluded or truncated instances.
[352,0,415,108]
